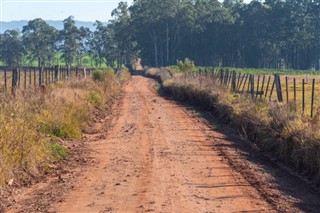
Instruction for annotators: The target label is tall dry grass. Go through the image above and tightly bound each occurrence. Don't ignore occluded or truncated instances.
[155,70,320,183]
[0,68,130,185]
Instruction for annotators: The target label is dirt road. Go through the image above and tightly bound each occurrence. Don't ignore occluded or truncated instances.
[6,75,320,212]
[56,75,273,212]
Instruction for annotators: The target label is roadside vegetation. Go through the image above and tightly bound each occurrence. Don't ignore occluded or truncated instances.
[146,62,320,184]
[0,68,130,185]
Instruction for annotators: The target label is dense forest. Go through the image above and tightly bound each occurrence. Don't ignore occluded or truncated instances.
[0,0,320,70]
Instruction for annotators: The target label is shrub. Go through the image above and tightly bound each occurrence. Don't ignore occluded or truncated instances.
[177,58,195,72]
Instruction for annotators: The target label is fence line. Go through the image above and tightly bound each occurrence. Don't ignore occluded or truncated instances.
[0,66,92,96]
[197,67,320,118]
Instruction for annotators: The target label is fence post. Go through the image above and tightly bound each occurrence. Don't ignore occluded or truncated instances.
[54,65,59,83]
[256,75,260,98]
[33,68,36,88]
[24,69,27,90]
[293,78,296,105]
[250,75,255,97]
[66,65,70,80]
[29,69,32,89]
[232,71,237,92]
[12,69,18,95]
[274,74,283,102]
[4,69,7,93]
[265,76,271,98]
[260,75,265,98]
[302,79,305,114]
[76,67,79,79]
[241,74,248,93]
[285,76,289,104]
[18,69,21,89]
[39,67,43,87]
[311,79,315,117]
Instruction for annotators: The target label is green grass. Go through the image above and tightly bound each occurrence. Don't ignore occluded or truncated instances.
[49,143,67,162]
[167,65,320,75]
[220,67,320,75]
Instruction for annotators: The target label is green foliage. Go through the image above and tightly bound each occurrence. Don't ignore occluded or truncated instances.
[0,30,24,67]
[220,67,320,75]
[177,58,195,72]
[22,18,58,68]
[49,143,67,161]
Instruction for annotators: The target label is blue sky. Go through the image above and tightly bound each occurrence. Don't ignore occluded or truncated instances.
[0,0,252,22]
[0,0,134,22]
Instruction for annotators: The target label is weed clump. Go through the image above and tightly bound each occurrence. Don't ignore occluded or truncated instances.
[176,58,195,72]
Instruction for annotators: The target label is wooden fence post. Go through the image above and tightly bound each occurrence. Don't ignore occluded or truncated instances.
[76,67,79,79]
[39,67,43,87]
[250,75,255,97]
[18,69,21,89]
[265,76,271,98]
[33,68,36,88]
[285,76,289,104]
[29,69,32,88]
[4,69,7,93]
[12,69,18,95]
[269,79,275,101]
[274,74,283,102]
[302,79,305,114]
[241,74,248,93]
[232,71,237,92]
[260,75,265,98]
[311,79,315,117]
[256,75,260,98]
[24,69,27,90]
[293,78,297,111]
[54,65,59,83]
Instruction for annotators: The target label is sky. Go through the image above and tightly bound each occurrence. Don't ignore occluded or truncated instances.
[0,0,134,22]
[0,0,252,22]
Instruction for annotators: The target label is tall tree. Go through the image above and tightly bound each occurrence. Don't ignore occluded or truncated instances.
[22,18,57,68]
[60,16,81,66]
[0,30,24,67]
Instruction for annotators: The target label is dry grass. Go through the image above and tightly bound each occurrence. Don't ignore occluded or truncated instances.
[0,68,130,185]
[156,70,320,183]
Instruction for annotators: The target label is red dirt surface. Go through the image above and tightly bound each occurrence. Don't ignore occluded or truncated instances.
[4,75,320,212]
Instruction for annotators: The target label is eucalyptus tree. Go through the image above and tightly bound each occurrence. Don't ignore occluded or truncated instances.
[77,26,92,66]
[60,16,81,67]
[0,30,24,67]
[90,21,108,67]
[111,2,134,68]
[22,18,57,68]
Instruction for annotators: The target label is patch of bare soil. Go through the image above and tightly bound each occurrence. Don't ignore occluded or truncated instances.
[3,75,320,213]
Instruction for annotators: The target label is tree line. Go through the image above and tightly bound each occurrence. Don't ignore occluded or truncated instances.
[129,0,320,70]
[1,0,320,70]
[0,9,134,69]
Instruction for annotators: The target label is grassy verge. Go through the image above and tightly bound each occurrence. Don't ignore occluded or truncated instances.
[0,68,130,185]
[146,67,320,184]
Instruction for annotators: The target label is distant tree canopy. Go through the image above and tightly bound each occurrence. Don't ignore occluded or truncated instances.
[130,0,320,70]
[0,0,320,70]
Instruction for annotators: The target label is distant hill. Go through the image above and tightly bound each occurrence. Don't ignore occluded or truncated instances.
[0,20,105,33]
